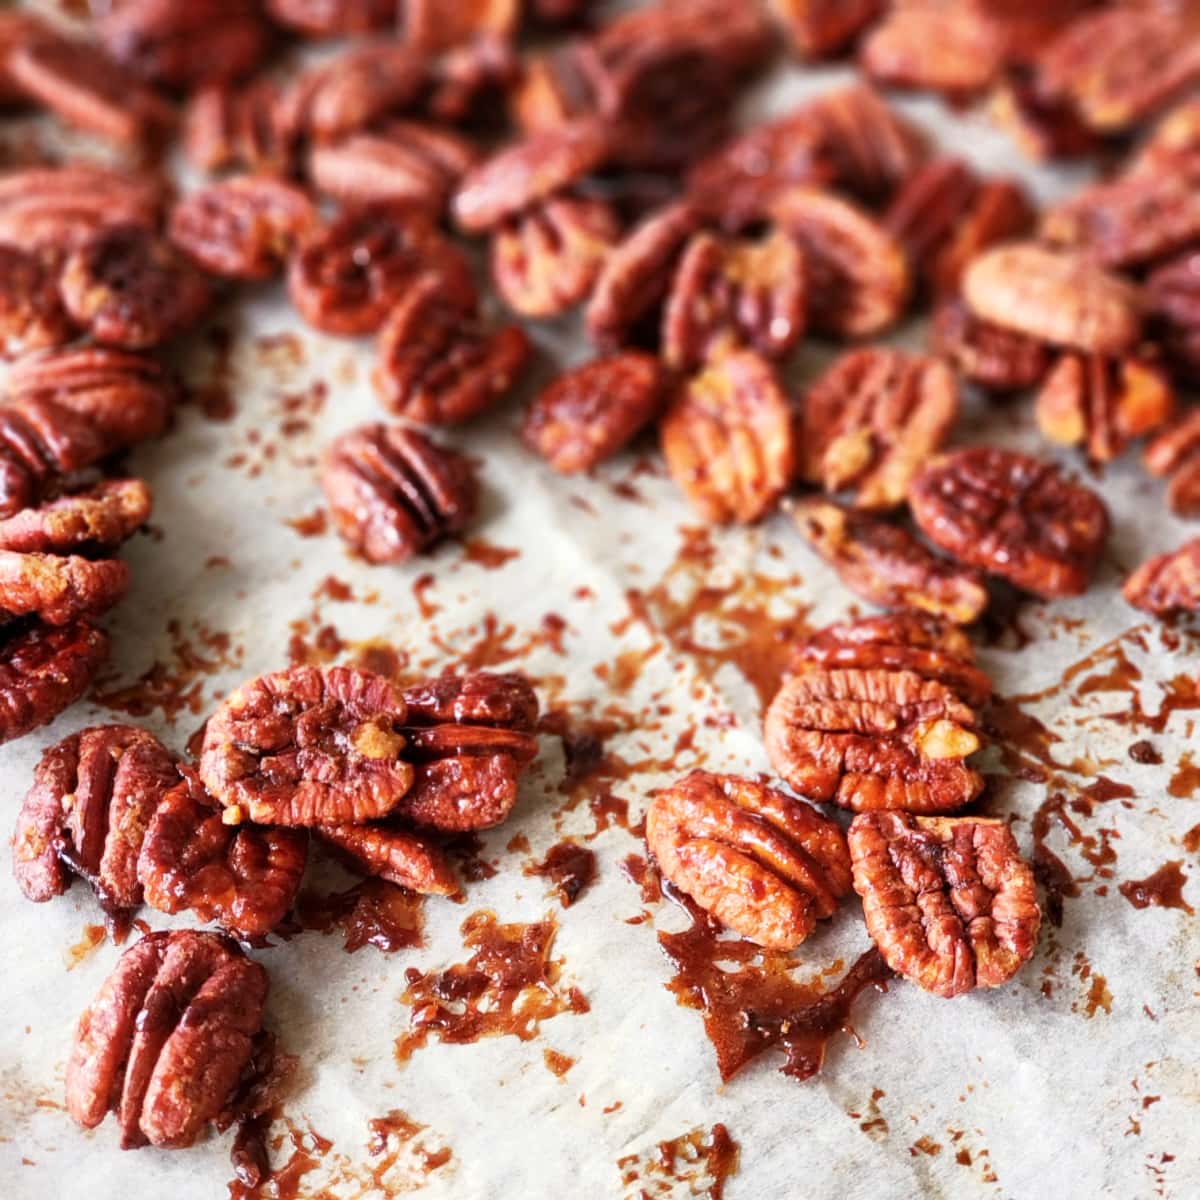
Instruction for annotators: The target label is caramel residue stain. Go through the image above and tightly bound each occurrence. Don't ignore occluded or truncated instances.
[461,538,521,570]
[228,1119,330,1200]
[911,1136,943,1157]
[412,573,439,620]
[543,1048,576,1078]
[286,508,327,539]
[1119,861,1194,915]
[1086,975,1113,1018]
[191,324,236,422]
[292,880,425,954]
[524,840,597,908]
[848,1087,889,1141]
[1168,751,1200,798]
[366,1109,453,1183]
[1181,824,1200,854]
[395,911,588,1062]
[617,1124,739,1200]
[621,854,663,906]
[64,923,106,970]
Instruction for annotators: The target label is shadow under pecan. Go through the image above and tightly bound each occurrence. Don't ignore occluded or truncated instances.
[316,821,460,896]
[0,244,74,360]
[849,811,1041,998]
[930,298,1051,393]
[1146,249,1200,384]
[1143,410,1200,517]
[321,422,478,564]
[768,0,882,60]
[13,723,177,908]
[183,80,300,176]
[266,0,395,37]
[646,769,852,950]
[399,0,521,54]
[66,929,269,1149]
[0,551,128,626]
[199,666,415,827]
[0,479,150,554]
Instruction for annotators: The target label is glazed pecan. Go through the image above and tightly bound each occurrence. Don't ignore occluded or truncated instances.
[791,498,988,626]
[962,242,1142,356]
[522,353,666,473]
[1124,539,1200,617]
[660,350,796,524]
[321,423,478,564]
[849,811,1040,998]
[0,551,128,626]
[646,770,853,950]
[199,667,415,827]
[0,245,74,360]
[265,0,395,36]
[183,80,299,176]
[168,178,316,281]
[316,822,459,896]
[662,230,806,371]
[0,480,150,554]
[399,0,521,53]
[138,769,307,938]
[0,12,47,105]
[1144,410,1200,517]
[768,0,882,59]
[66,930,268,1149]
[13,724,176,908]
[930,298,1051,393]
[1129,97,1200,183]
[1035,354,1174,464]
[491,195,620,319]
[909,447,1110,598]
[59,226,214,351]
[374,275,531,425]
[800,349,959,512]
[771,187,910,339]
[1146,250,1200,383]
[288,207,476,337]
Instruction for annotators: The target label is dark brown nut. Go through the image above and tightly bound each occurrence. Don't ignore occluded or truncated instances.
[930,298,1052,393]
[1124,539,1200,616]
[800,349,958,512]
[645,770,853,950]
[452,118,614,235]
[962,242,1143,356]
[1035,353,1175,464]
[0,551,128,626]
[522,352,666,473]
[12,724,176,908]
[321,423,478,565]
[138,769,307,938]
[660,349,796,525]
[849,811,1040,998]
[399,0,521,53]
[0,480,151,554]
[988,73,1104,164]
[1146,250,1200,383]
[288,206,476,337]
[265,0,395,37]
[909,447,1110,598]
[791,498,989,626]
[59,226,214,351]
[662,230,806,371]
[402,670,538,732]
[65,929,268,1149]
[316,822,459,896]
[183,80,300,176]
[168,177,316,281]
[0,245,74,360]
[491,195,620,319]
[1144,410,1200,517]
[1129,97,1200,183]
[373,274,531,425]
[771,187,910,339]
[199,666,415,827]
[767,0,882,59]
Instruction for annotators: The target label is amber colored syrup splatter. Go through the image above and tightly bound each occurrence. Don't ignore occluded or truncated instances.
[524,841,598,907]
[543,1048,576,1078]
[292,880,425,953]
[1119,861,1194,916]
[617,1123,740,1200]
[285,508,327,538]
[64,923,106,970]
[461,538,521,569]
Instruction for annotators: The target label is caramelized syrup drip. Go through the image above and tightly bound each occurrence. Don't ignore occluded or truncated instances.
[524,841,598,907]
[1119,862,1194,915]
[293,880,425,953]
[366,1110,453,1179]
[617,1124,740,1199]
[543,1048,576,1077]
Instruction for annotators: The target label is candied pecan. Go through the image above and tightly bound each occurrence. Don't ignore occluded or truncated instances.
[660,349,796,525]
[399,0,521,53]
[962,242,1142,356]
[374,275,531,425]
[265,0,395,36]
[646,770,853,950]
[183,80,299,176]
[662,230,806,371]
[199,667,415,827]
[0,551,128,626]
[522,352,666,473]
[800,349,959,512]
[771,187,910,339]
[66,930,268,1149]
[316,822,459,896]
[403,669,539,731]
[288,206,475,337]
[988,73,1104,163]
[491,195,620,319]
[1129,97,1200,182]
[59,226,214,351]
[1035,354,1174,464]
[930,298,1051,392]
[1124,539,1200,617]
[321,423,478,564]
[1146,250,1200,383]
[1144,410,1200,517]
[0,12,48,106]
[791,498,988,626]
[768,0,882,59]
[13,724,176,908]
[138,769,307,938]
[0,245,74,360]
[909,447,1110,598]
[0,480,150,554]
[168,177,316,281]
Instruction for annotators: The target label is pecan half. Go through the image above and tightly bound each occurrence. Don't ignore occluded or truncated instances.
[800,349,958,511]
[1124,539,1200,617]
[1147,250,1200,383]
[399,0,522,53]
[660,349,796,524]
[265,0,395,36]
[930,298,1051,392]
[522,352,666,473]
[791,498,988,626]
[0,551,128,626]
[321,423,478,564]
[0,479,150,554]
[768,0,882,59]
[0,245,74,360]
[199,667,415,827]
[1144,411,1200,517]
[316,822,459,896]
[13,724,177,908]
[909,447,1110,598]
[849,812,1040,998]
[65,930,269,1149]
[646,769,852,949]
[183,80,299,176]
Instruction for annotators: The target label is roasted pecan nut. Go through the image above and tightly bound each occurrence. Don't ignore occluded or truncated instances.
[65,930,269,1149]
[0,551,128,626]
[199,666,414,827]
[138,769,307,938]
[265,0,395,36]
[930,298,1051,392]
[168,177,316,281]
[1144,410,1200,517]
[768,0,882,59]
[962,242,1142,356]
[491,195,620,319]
[771,187,910,339]
[660,349,796,525]
[909,447,1110,598]
[13,724,177,908]
[1147,250,1200,383]
[791,499,988,626]
[1124,539,1200,617]
[183,80,299,176]
[399,0,522,53]
[321,423,478,565]
[646,770,853,950]
[0,12,48,105]
[522,352,666,473]
[849,811,1041,998]
[316,822,459,896]
[0,479,150,554]
[0,245,74,360]
[403,668,539,731]
[59,226,214,351]
[800,349,958,512]
[374,274,531,424]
